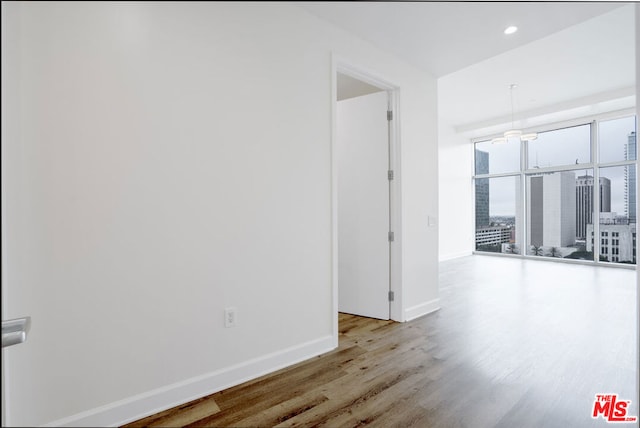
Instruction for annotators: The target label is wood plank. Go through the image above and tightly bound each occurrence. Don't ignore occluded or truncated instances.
[122,396,220,428]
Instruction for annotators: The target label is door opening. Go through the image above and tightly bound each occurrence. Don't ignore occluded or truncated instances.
[336,71,394,320]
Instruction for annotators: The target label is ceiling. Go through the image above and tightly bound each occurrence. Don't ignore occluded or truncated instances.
[300,2,625,78]
[301,2,634,134]
[438,4,635,134]
[337,72,384,101]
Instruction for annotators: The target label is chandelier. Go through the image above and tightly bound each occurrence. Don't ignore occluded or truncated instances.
[491,84,537,144]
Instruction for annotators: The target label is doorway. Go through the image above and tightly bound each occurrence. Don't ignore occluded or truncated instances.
[336,70,397,320]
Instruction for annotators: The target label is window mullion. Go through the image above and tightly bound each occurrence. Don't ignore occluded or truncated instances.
[592,121,600,264]
[520,138,527,254]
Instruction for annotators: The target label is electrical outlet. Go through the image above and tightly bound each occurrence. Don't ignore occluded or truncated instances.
[224,307,237,328]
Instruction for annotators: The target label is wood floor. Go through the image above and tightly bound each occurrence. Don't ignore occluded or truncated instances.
[124,255,638,427]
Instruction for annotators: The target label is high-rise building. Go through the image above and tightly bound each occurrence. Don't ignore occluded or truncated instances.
[575,175,611,239]
[528,171,576,248]
[625,131,636,224]
[475,149,490,228]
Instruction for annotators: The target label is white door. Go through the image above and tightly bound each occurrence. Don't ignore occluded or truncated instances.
[337,90,390,320]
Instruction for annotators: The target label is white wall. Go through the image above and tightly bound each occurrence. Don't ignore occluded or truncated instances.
[1,2,438,426]
[396,79,440,321]
[437,125,474,261]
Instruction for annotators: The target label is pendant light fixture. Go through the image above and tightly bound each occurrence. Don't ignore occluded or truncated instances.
[491,84,537,144]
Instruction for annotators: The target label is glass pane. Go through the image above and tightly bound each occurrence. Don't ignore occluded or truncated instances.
[475,140,520,175]
[593,165,636,264]
[526,170,593,260]
[599,116,637,164]
[527,124,591,169]
[475,176,520,254]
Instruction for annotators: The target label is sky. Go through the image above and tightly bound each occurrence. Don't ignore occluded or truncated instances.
[476,115,637,217]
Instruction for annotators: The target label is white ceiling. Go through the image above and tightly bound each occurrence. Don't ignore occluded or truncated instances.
[439,4,635,134]
[301,2,635,134]
[337,72,384,101]
[300,2,625,78]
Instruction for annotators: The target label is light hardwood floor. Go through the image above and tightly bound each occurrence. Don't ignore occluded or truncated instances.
[124,255,638,427]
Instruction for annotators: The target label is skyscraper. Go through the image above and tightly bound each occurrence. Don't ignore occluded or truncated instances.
[528,171,576,248]
[475,149,490,228]
[625,131,636,224]
[575,175,611,239]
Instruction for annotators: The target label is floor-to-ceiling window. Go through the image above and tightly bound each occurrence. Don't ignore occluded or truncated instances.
[474,140,521,253]
[596,116,637,264]
[473,115,637,265]
[525,124,590,259]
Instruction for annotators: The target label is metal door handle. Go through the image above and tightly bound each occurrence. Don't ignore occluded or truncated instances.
[2,317,31,348]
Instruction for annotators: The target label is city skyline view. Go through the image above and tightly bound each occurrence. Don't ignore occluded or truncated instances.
[474,115,637,263]
[476,116,636,216]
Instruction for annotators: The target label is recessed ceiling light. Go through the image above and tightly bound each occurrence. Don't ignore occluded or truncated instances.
[504,26,518,35]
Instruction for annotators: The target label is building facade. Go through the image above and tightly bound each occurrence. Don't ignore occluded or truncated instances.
[475,149,490,228]
[528,171,576,248]
[625,131,636,224]
[475,226,512,248]
[575,175,611,239]
[586,222,636,263]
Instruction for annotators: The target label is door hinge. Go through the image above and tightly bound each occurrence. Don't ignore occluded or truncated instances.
[387,110,393,121]
[388,291,395,302]
[388,170,394,181]
[388,231,395,242]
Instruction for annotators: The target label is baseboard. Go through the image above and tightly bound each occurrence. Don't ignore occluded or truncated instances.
[439,251,472,262]
[43,335,336,427]
[404,299,440,322]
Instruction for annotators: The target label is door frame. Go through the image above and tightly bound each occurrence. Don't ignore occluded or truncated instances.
[331,55,403,346]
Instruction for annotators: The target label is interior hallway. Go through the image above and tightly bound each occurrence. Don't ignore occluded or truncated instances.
[125,255,638,427]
